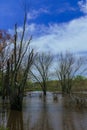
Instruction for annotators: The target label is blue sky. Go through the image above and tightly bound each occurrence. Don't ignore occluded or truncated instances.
[0,0,85,29]
[0,0,87,54]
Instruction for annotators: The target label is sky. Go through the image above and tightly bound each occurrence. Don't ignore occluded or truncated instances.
[0,0,87,55]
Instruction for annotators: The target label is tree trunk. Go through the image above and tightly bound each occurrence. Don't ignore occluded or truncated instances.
[62,84,66,94]
[7,110,23,130]
[10,95,23,111]
[43,87,46,96]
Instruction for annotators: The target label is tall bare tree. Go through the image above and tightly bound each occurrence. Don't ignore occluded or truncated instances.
[56,52,86,94]
[31,53,53,96]
[0,30,13,97]
[4,13,35,111]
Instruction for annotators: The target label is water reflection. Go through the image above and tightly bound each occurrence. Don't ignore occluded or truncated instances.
[0,92,87,130]
[0,102,9,127]
[30,97,53,130]
[62,95,75,130]
[48,93,63,130]
[7,111,23,130]
[62,95,87,130]
[23,92,53,130]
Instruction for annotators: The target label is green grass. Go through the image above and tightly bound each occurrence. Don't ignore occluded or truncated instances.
[0,126,9,130]
[72,79,87,92]
[25,79,87,92]
[25,80,61,92]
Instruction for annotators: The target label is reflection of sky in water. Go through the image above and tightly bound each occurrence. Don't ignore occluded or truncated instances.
[0,92,87,130]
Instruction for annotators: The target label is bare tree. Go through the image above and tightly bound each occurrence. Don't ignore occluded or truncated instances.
[4,13,35,111]
[31,53,53,96]
[0,30,13,98]
[56,51,86,94]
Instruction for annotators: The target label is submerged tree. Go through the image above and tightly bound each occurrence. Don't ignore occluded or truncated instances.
[31,53,53,96]
[0,30,13,97]
[7,110,23,130]
[4,13,35,111]
[56,51,86,94]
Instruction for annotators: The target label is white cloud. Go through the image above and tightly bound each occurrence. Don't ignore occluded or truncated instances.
[78,0,87,14]
[27,8,49,20]
[30,16,87,55]
[9,15,87,55]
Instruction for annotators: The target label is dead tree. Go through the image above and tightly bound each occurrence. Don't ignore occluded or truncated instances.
[0,30,12,98]
[56,51,86,94]
[6,13,35,111]
[31,53,53,96]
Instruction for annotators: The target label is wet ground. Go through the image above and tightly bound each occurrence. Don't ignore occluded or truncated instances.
[0,91,87,130]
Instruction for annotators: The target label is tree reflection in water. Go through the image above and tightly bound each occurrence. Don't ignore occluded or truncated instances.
[62,95,87,130]
[62,96,75,130]
[0,103,9,127]
[0,92,87,130]
[7,110,23,130]
[31,97,53,130]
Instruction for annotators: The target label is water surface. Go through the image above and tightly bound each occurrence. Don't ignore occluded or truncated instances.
[0,91,87,130]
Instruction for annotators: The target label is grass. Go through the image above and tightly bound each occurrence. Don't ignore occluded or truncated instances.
[25,80,61,92]
[72,79,87,92]
[0,126,9,130]
[25,79,87,92]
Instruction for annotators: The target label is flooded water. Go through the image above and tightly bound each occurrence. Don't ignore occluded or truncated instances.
[0,91,87,130]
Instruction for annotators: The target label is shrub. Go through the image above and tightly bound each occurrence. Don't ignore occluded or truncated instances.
[0,126,9,130]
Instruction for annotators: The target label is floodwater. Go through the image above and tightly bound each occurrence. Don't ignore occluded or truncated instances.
[0,91,87,130]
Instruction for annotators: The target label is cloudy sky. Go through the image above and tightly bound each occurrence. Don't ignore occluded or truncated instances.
[0,0,87,54]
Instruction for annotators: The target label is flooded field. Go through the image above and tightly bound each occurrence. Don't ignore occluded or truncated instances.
[0,91,87,130]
